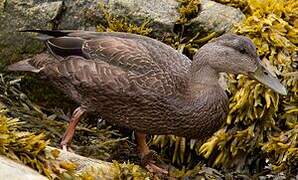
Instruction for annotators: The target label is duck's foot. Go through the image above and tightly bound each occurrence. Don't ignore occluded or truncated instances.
[62,144,68,151]
[145,162,168,174]
[135,132,169,175]
[141,151,169,175]
[60,142,74,152]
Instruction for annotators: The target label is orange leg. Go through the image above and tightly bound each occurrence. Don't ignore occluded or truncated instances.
[136,132,151,158]
[135,132,168,174]
[60,107,85,151]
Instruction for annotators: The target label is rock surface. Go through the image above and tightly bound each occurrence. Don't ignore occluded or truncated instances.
[0,146,132,179]
[190,0,244,34]
[0,155,48,180]
[0,0,64,70]
[103,0,180,36]
[104,0,244,36]
[45,146,114,176]
[0,0,244,70]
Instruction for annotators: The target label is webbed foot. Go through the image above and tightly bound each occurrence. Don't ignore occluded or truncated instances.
[141,151,169,175]
[135,132,169,175]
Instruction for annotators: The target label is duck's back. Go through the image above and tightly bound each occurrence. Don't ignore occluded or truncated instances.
[97,32,192,75]
[52,31,193,97]
[50,32,187,73]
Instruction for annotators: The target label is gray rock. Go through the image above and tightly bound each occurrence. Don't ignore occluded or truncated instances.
[45,146,114,174]
[0,155,48,180]
[78,0,244,36]
[44,146,145,179]
[0,146,144,179]
[0,0,244,70]
[58,0,104,30]
[104,0,180,36]
[190,0,245,34]
[0,1,63,29]
[0,0,64,69]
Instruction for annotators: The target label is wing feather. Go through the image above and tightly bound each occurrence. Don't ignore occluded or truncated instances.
[80,36,189,96]
[46,56,130,94]
[38,33,190,97]
[83,36,162,75]
[44,56,183,98]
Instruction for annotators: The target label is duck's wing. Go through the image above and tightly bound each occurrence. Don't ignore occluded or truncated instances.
[21,30,190,95]
[80,37,190,96]
[81,35,162,75]
[43,33,166,75]
[46,56,174,98]
[67,31,191,75]
[57,57,129,93]
[22,30,191,75]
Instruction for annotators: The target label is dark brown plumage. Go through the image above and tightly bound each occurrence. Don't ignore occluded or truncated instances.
[8,30,287,173]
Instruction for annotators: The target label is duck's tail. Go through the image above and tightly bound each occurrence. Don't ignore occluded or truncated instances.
[7,59,42,73]
[19,29,73,40]
[19,29,105,40]
[20,29,88,59]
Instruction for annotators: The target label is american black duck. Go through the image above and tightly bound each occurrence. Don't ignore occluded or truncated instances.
[8,30,287,173]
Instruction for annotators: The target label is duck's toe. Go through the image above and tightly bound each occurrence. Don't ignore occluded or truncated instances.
[141,151,169,175]
[145,162,168,174]
[60,141,74,152]
[62,145,68,151]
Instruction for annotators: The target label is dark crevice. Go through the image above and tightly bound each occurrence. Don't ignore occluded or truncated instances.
[174,0,201,35]
[49,1,67,30]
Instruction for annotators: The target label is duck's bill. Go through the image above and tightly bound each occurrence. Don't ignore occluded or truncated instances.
[249,64,287,96]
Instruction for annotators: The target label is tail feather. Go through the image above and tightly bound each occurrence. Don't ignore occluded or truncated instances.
[7,59,42,73]
[19,29,73,37]
[19,29,87,58]
[19,29,103,39]
[19,29,74,41]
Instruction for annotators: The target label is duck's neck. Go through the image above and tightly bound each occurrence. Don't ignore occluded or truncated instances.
[187,58,220,97]
[190,64,219,85]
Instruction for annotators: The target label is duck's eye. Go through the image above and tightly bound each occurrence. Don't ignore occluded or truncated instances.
[239,48,246,54]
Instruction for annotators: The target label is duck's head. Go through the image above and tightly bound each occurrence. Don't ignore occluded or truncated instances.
[194,33,287,95]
